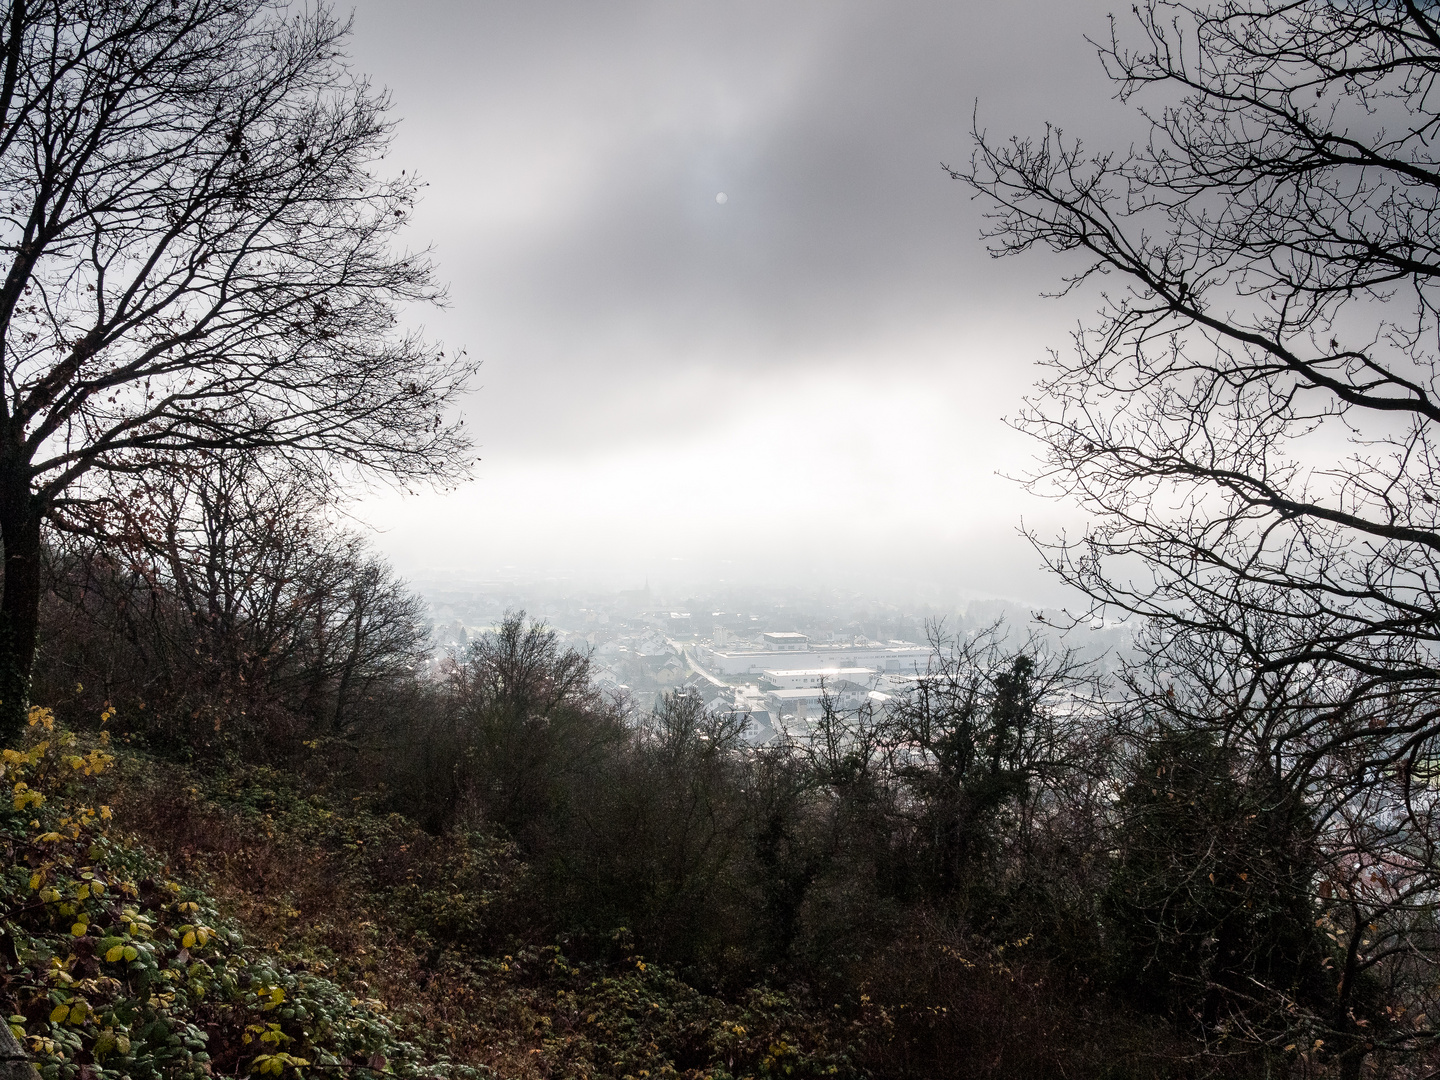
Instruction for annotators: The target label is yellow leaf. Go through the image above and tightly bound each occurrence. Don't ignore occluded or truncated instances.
[122,946,138,961]
[48,1005,68,1023]
[181,931,196,949]
[28,873,40,890]
[105,945,125,963]
[116,1035,129,1054]
[71,923,86,937]
[67,1003,86,1025]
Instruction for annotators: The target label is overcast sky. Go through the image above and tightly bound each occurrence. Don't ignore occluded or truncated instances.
[344,0,1132,604]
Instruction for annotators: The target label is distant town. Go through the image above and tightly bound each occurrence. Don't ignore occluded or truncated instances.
[416,577,1132,740]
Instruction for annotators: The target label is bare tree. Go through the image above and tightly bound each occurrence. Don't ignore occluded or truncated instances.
[439,613,618,842]
[39,450,430,749]
[0,0,475,740]
[964,0,1440,733]
[963,2,1440,1074]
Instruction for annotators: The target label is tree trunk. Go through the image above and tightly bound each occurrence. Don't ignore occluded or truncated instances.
[0,1020,39,1079]
[0,460,41,746]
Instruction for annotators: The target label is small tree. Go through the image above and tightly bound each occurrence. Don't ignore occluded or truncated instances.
[441,613,618,843]
[888,627,1094,905]
[0,0,474,740]
[1105,725,1325,1035]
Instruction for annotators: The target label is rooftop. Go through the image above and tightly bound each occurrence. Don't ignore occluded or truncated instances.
[761,667,874,678]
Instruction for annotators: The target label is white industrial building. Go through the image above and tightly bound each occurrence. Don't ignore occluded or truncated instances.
[761,667,874,689]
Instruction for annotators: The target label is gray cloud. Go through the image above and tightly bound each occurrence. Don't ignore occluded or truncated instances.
[352,0,1122,354]
[342,0,1134,597]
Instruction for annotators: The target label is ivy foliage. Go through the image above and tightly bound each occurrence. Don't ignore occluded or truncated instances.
[0,708,482,1080]
[450,942,858,1080]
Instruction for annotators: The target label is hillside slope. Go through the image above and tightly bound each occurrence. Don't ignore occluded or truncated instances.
[0,710,862,1080]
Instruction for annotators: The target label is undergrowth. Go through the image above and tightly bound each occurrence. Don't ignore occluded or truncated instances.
[0,707,478,1080]
[2,710,863,1079]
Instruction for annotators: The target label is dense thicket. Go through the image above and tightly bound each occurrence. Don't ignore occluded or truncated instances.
[33,451,430,757]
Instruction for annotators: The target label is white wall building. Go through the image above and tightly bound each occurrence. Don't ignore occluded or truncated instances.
[762,632,809,651]
[761,667,874,689]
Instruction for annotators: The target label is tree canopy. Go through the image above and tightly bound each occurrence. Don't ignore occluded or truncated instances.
[964,3,1440,1075]
[0,0,475,737]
